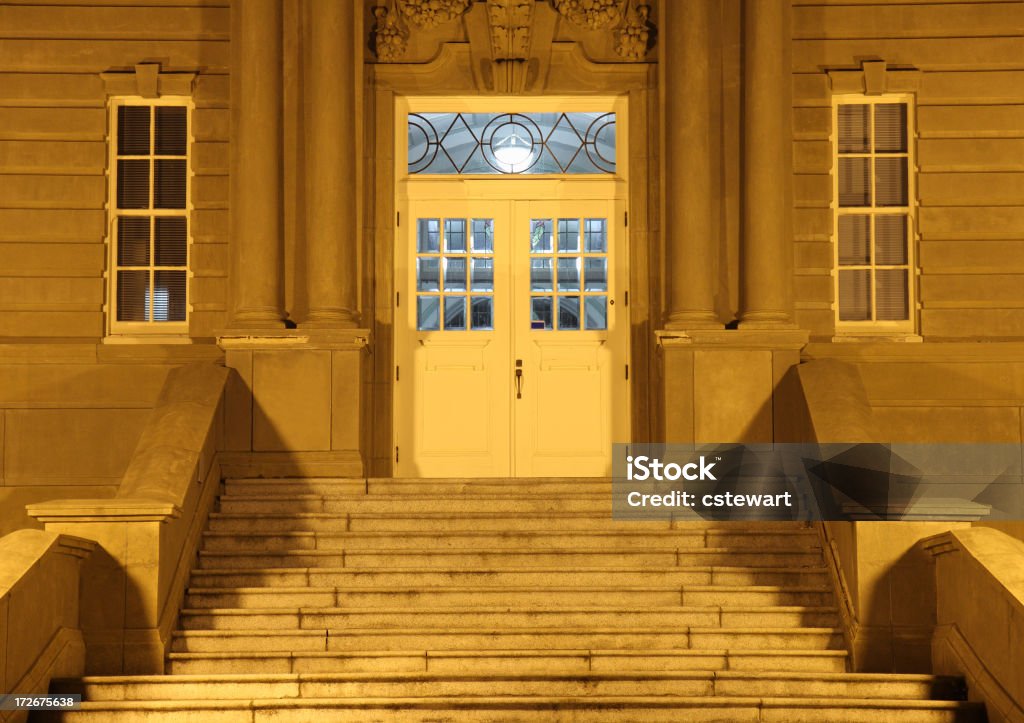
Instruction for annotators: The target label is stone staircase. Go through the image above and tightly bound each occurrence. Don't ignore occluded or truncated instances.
[45,477,985,722]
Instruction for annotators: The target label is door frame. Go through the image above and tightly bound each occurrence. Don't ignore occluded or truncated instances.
[394,96,629,477]
[368,82,657,477]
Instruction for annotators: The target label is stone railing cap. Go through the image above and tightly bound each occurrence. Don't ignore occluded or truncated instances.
[25,498,182,523]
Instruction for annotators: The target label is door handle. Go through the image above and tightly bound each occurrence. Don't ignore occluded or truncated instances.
[515,359,523,399]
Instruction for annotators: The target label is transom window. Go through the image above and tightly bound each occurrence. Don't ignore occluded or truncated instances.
[529,217,608,331]
[408,112,616,175]
[833,94,916,331]
[108,98,191,332]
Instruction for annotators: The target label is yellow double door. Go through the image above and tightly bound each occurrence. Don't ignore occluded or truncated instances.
[395,187,629,478]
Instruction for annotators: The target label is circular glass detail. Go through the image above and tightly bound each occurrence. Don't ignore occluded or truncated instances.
[481,114,543,174]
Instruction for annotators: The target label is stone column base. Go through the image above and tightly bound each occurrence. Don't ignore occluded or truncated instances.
[655,329,809,444]
[218,329,371,476]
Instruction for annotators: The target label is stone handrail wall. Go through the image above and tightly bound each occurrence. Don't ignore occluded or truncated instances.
[25,362,229,674]
[0,530,94,723]
[925,528,1024,723]
[0,344,225,537]
[785,359,969,673]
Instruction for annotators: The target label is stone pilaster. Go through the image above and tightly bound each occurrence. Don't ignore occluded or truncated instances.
[662,0,720,329]
[739,0,795,328]
[302,0,360,328]
[229,0,286,328]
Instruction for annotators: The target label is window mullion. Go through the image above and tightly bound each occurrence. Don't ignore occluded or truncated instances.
[148,110,156,323]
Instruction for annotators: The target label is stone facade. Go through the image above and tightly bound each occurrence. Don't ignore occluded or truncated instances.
[0,1,1023,713]
[1,0,1021,481]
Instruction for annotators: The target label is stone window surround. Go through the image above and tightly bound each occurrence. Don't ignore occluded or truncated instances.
[827,61,923,342]
[100,64,197,342]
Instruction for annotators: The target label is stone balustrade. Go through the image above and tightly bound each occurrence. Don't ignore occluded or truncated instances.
[0,530,94,723]
[25,362,229,674]
[926,528,1024,723]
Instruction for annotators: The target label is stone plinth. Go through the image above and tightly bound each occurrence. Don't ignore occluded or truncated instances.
[24,500,179,674]
[656,329,809,444]
[218,330,371,477]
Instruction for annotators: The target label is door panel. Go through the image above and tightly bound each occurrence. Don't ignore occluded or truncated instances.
[395,203,512,477]
[512,201,629,477]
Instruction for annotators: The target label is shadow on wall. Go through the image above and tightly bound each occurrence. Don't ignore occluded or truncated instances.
[220,341,368,480]
[0,361,176,537]
[776,358,978,674]
[22,362,230,675]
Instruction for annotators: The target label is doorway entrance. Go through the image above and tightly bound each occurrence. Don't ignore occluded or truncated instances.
[394,180,630,477]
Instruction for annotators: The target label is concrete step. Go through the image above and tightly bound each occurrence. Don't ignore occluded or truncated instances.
[224,477,623,496]
[36,696,986,723]
[184,584,835,609]
[166,648,852,675]
[187,565,832,589]
[169,626,846,653]
[198,529,821,552]
[177,606,841,631]
[217,495,615,514]
[207,511,807,533]
[196,547,826,570]
[54,671,966,702]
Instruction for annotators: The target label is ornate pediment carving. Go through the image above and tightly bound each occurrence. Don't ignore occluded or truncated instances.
[487,0,534,60]
[398,0,472,28]
[614,2,651,61]
[371,0,655,65]
[372,4,409,62]
[550,0,621,29]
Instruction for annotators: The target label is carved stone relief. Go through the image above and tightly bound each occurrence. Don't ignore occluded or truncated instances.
[551,0,621,30]
[372,4,409,62]
[398,0,472,28]
[371,0,655,64]
[614,2,651,61]
[487,0,535,60]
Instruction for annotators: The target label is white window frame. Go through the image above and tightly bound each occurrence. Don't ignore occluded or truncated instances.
[105,95,193,338]
[831,92,920,338]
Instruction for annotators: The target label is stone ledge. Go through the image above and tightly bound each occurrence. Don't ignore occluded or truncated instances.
[804,341,1024,364]
[25,498,181,524]
[656,329,810,350]
[217,328,371,351]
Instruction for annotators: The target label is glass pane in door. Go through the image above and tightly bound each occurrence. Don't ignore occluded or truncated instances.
[528,217,609,331]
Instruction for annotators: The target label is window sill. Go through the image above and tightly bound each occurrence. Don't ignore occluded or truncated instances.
[103,334,193,345]
[831,331,922,343]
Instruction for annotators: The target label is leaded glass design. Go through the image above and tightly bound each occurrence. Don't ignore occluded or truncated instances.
[529,217,608,331]
[408,112,616,175]
[417,217,495,331]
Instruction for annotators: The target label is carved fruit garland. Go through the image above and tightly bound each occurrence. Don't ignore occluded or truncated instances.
[551,0,622,30]
[398,0,472,28]
[615,2,650,61]
[373,4,408,62]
